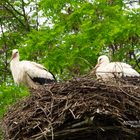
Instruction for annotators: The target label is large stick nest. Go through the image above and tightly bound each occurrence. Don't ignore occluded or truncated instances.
[2,75,140,140]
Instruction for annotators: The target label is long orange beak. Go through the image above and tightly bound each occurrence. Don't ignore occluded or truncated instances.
[10,53,17,62]
[94,60,103,69]
[94,63,100,69]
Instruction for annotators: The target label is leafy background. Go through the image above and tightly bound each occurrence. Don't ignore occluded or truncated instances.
[0,0,140,138]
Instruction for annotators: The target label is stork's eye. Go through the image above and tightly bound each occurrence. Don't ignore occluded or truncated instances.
[16,52,18,54]
[99,58,102,61]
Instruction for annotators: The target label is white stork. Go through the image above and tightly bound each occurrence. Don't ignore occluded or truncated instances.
[10,49,55,88]
[95,55,140,80]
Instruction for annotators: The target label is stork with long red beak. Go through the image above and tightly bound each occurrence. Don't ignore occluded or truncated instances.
[10,49,55,88]
[95,55,140,80]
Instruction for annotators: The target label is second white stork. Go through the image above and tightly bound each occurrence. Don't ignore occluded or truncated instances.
[10,49,55,88]
[95,55,140,80]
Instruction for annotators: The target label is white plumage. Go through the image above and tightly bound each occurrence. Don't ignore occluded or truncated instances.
[10,49,55,88]
[95,55,140,80]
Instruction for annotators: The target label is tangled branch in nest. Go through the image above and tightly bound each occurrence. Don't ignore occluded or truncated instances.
[2,75,140,140]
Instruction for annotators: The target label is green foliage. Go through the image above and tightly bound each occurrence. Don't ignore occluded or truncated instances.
[0,84,29,119]
[19,0,140,80]
[0,0,140,83]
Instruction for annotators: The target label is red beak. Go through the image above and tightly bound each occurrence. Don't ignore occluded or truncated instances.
[94,60,102,69]
[10,53,17,62]
[94,63,99,69]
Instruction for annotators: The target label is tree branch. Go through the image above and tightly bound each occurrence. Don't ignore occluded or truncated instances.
[21,0,30,31]
[5,0,24,16]
[3,5,25,28]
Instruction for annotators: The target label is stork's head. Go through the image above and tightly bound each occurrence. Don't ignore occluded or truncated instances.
[10,49,19,61]
[95,55,110,69]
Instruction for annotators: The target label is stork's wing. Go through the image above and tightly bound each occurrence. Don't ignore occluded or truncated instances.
[110,62,131,69]
[20,61,55,84]
[30,61,47,70]
[117,62,132,68]
[108,62,139,77]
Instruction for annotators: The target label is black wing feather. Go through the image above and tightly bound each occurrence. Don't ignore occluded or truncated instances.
[31,77,55,85]
[27,73,55,85]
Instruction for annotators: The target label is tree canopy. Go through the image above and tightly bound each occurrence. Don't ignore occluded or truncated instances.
[0,0,140,84]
